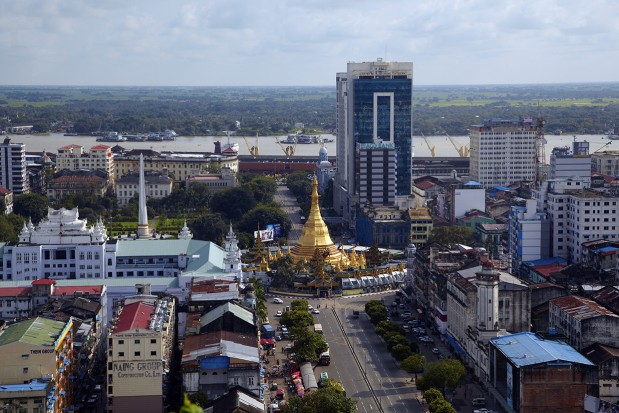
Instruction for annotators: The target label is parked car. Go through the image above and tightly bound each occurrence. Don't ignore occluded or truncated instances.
[472,397,487,406]
[432,347,440,355]
[273,298,283,304]
[275,310,282,317]
[311,309,320,314]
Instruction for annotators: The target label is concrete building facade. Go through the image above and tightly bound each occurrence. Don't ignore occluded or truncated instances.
[0,137,29,194]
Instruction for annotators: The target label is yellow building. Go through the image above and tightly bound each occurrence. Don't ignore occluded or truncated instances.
[0,317,74,413]
[408,207,433,245]
[114,150,239,183]
[107,296,175,413]
[290,176,348,267]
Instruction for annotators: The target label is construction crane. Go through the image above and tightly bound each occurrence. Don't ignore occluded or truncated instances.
[275,136,296,158]
[446,133,469,157]
[243,134,259,157]
[421,132,436,157]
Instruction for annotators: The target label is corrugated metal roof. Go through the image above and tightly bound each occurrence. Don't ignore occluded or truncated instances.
[200,302,255,328]
[551,295,618,319]
[491,332,594,368]
[0,317,67,347]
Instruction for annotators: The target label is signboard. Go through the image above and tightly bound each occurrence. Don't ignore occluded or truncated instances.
[266,224,281,238]
[113,361,163,380]
[254,229,274,242]
[506,362,513,409]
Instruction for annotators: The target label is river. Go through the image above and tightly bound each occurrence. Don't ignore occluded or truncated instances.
[6,132,612,163]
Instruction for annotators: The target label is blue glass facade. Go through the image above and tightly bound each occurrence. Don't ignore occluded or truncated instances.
[353,77,412,195]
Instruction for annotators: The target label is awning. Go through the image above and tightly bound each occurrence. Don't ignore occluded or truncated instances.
[260,338,276,345]
[444,333,466,357]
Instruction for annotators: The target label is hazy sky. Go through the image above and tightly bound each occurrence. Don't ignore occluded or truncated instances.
[2,0,618,86]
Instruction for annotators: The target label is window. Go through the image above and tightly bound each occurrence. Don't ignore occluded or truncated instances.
[23,367,28,374]
[233,377,240,385]
[150,351,157,356]
[118,340,124,345]
[134,351,141,356]
[118,352,124,357]
[248,377,255,386]
[150,339,157,344]
[134,339,141,344]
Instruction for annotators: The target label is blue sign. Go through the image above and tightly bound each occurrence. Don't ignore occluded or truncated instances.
[267,224,281,238]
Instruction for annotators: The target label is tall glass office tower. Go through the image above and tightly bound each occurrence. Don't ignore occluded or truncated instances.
[334,59,413,226]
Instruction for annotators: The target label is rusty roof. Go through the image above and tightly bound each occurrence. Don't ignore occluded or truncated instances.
[550,295,619,319]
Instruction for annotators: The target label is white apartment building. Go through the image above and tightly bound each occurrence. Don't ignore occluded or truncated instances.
[508,199,551,275]
[537,179,619,264]
[0,137,29,194]
[469,118,538,188]
[56,144,115,185]
[549,141,591,180]
[592,150,619,177]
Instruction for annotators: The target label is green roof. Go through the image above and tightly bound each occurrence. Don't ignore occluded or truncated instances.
[200,302,255,328]
[115,239,226,275]
[0,317,67,347]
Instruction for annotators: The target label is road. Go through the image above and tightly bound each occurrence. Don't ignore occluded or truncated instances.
[274,184,302,243]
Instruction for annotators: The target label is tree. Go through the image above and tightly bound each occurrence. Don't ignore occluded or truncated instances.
[210,187,256,220]
[423,388,444,404]
[280,309,313,331]
[401,353,426,379]
[0,216,17,243]
[187,392,208,408]
[189,213,228,243]
[291,329,328,362]
[282,387,356,413]
[178,394,203,413]
[238,204,291,238]
[290,299,309,311]
[391,343,413,361]
[427,226,473,247]
[242,176,277,204]
[416,359,465,393]
[364,243,386,267]
[13,193,49,223]
[429,399,457,413]
[319,378,346,394]
[269,254,295,288]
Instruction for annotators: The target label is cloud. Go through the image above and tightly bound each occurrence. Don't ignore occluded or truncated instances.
[0,0,618,85]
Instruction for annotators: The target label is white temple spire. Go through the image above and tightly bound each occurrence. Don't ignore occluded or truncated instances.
[137,153,151,239]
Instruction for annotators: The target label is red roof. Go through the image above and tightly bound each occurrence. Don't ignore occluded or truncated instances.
[90,145,110,151]
[415,180,435,190]
[58,144,83,151]
[0,287,31,297]
[532,263,566,278]
[113,301,155,333]
[32,279,56,285]
[0,187,10,195]
[53,286,103,296]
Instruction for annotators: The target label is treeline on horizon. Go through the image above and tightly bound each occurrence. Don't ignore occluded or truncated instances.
[1,83,619,136]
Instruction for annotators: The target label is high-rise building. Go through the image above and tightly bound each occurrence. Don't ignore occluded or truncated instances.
[0,137,29,194]
[469,118,538,188]
[334,59,413,226]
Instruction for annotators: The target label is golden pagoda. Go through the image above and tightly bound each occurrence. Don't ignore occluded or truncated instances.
[290,176,349,267]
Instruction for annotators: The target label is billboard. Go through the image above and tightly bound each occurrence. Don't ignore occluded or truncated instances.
[254,229,274,242]
[266,224,281,238]
[506,362,513,409]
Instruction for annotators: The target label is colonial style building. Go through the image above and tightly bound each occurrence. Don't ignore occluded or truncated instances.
[115,169,173,206]
[56,144,115,185]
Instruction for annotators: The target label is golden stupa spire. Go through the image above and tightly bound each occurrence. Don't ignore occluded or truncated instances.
[349,249,358,268]
[290,175,348,267]
[359,251,366,269]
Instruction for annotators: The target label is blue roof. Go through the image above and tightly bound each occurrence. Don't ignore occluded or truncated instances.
[494,185,512,191]
[523,257,567,267]
[0,382,48,392]
[199,355,230,370]
[490,332,594,368]
[464,181,482,186]
[593,246,619,254]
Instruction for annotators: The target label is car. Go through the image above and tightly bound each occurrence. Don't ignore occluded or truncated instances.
[472,397,487,406]
[275,310,282,317]
[273,298,283,304]
[308,305,314,311]
[311,309,320,314]
[432,347,440,355]
[473,409,491,413]
[275,335,283,341]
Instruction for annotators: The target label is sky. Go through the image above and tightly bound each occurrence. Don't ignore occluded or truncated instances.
[1,0,618,87]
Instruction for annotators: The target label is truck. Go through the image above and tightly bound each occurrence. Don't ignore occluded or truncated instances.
[314,323,323,334]
[261,324,275,339]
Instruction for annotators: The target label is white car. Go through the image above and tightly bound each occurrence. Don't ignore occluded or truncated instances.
[308,305,314,311]
[275,310,282,317]
[273,298,283,304]
[432,347,440,355]
[311,309,320,314]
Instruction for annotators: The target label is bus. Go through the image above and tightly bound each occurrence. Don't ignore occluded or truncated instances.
[314,323,323,334]
[319,349,331,366]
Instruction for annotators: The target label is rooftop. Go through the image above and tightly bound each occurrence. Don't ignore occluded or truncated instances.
[491,332,594,368]
[550,295,618,319]
[0,317,68,347]
[112,301,155,333]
